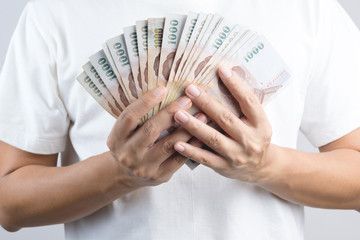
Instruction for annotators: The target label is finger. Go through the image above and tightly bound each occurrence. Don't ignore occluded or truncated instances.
[150,113,208,164]
[174,141,227,170]
[158,137,204,178]
[184,84,248,139]
[111,86,167,142]
[218,66,266,127]
[132,96,193,148]
[174,110,235,159]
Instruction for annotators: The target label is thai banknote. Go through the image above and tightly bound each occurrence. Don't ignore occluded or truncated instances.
[147,18,164,116]
[157,14,187,88]
[136,20,149,94]
[177,14,223,83]
[160,12,199,110]
[83,61,124,112]
[161,13,208,109]
[105,35,138,102]
[77,72,120,118]
[89,50,129,109]
[123,26,143,96]
[184,18,236,82]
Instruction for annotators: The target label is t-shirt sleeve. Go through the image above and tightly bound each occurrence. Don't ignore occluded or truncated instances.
[300,0,360,148]
[0,2,70,154]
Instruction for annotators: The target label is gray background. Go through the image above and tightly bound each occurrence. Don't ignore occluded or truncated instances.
[0,0,359,239]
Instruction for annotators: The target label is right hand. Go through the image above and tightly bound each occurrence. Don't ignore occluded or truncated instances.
[107,86,206,188]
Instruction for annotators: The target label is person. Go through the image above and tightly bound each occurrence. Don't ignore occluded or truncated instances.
[0,0,359,239]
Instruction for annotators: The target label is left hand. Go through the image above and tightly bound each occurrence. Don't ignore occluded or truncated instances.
[173,66,273,183]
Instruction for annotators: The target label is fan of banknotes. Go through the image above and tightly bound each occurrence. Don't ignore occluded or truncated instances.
[77,12,291,121]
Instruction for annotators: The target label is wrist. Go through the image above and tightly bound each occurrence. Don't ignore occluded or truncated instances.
[105,152,146,192]
[256,144,289,186]
[99,152,141,200]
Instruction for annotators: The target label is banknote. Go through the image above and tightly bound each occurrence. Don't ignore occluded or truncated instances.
[160,12,199,110]
[89,50,129,109]
[194,26,250,83]
[184,18,236,82]
[162,13,208,109]
[147,18,165,116]
[198,35,291,116]
[167,12,199,86]
[199,32,258,86]
[83,61,124,112]
[77,72,120,118]
[136,20,149,93]
[105,35,138,103]
[147,18,165,91]
[123,25,143,96]
[147,15,187,115]
[171,13,208,86]
[177,14,223,83]
[157,14,187,88]
[226,35,290,104]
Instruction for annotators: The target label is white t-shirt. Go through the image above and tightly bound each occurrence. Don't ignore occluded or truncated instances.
[1,0,360,239]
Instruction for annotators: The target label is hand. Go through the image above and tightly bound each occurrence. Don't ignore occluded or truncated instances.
[107,87,206,188]
[173,66,272,183]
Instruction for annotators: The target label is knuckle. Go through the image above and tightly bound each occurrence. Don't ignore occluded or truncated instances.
[141,120,158,136]
[232,157,244,168]
[133,166,156,180]
[246,139,261,154]
[199,95,212,110]
[206,132,221,148]
[197,155,209,165]
[242,93,258,107]
[133,167,147,179]
[133,168,161,183]
[140,95,155,110]
[164,104,175,116]
[218,111,235,126]
[161,140,175,155]
[120,109,137,123]
[247,93,258,103]
[118,154,133,168]
[186,151,206,165]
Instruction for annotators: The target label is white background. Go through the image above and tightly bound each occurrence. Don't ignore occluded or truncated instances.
[0,0,359,239]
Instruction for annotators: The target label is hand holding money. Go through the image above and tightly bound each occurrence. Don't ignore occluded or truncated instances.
[106,86,205,185]
[76,12,291,169]
[173,66,273,181]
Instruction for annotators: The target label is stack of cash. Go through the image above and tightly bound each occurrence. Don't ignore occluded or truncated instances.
[77,12,291,120]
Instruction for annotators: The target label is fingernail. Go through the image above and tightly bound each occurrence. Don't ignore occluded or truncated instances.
[186,84,201,98]
[152,87,166,97]
[175,143,185,152]
[196,113,207,123]
[219,66,232,78]
[177,96,192,107]
[175,110,189,123]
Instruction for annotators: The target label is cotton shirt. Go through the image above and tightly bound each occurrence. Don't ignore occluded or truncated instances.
[1,0,360,239]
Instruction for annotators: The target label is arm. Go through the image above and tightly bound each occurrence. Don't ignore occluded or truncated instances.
[173,66,360,210]
[0,87,202,231]
[0,147,128,231]
[259,129,360,210]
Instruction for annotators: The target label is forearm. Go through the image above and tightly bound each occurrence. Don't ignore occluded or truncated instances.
[258,145,360,210]
[0,152,137,229]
